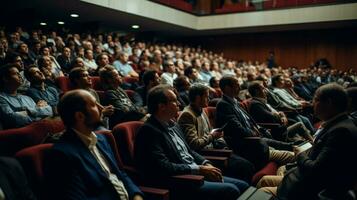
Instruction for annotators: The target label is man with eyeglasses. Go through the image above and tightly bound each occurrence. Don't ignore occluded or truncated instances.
[160,60,178,86]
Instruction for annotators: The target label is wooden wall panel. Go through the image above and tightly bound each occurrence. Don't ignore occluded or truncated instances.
[190,28,357,70]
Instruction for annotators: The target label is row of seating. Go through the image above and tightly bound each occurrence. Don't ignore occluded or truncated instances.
[215,0,338,14]
[0,106,278,190]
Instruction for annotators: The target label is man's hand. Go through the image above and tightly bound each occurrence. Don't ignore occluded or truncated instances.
[102,105,114,117]
[210,129,223,139]
[199,165,223,182]
[37,100,48,107]
[133,194,144,200]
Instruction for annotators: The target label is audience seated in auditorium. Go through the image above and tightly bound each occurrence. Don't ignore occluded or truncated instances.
[291,74,313,101]
[135,70,160,107]
[25,66,59,115]
[259,83,357,200]
[0,157,37,200]
[0,64,53,129]
[113,52,139,78]
[135,85,249,200]
[69,67,114,129]
[216,76,295,170]
[83,49,98,75]
[160,59,178,86]
[4,53,31,93]
[45,89,144,200]
[271,74,311,110]
[257,74,315,133]
[99,65,146,128]
[173,75,191,108]
[248,81,313,143]
[178,83,255,183]
[56,47,73,74]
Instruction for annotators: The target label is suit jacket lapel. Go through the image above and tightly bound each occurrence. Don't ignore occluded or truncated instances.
[63,130,108,179]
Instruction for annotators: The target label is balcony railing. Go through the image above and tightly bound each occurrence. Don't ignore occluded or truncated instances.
[150,0,355,15]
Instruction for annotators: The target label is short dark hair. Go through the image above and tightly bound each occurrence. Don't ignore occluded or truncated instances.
[209,77,218,88]
[37,56,48,69]
[57,89,88,128]
[219,76,236,91]
[69,67,87,86]
[314,83,348,113]
[142,70,157,86]
[24,65,39,82]
[188,84,209,103]
[184,66,195,77]
[271,74,283,87]
[147,85,171,114]
[0,64,17,90]
[248,81,263,97]
[346,87,357,111]
[173,75,189,92]
[98,65,116,89]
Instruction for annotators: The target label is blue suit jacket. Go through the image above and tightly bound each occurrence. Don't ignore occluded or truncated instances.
[45,129,142,200]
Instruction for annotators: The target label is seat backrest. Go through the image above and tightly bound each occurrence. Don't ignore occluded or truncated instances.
[123,77,139,84]
[91,76,104,90]
[112,121,144,166]
[96,130,125,168]
[55,76,73,92]
[0,119,64,156]
[203,107,217,128]
[15,143,54,200]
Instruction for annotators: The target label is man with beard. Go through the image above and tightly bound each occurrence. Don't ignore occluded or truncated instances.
[0,64,53,129]
[45,90,143,200]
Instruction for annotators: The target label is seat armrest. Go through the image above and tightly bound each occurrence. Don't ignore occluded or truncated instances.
[139,186,169,200]
[257,123,281,129]
[204,155,228,169]
[170,175,204,188]
[200,149,232,157]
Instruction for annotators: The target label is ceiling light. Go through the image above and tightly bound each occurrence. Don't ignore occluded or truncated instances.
[132,25,140,29]
[70,13,79,18]
[40,22,47,26]
[58,21,65,25]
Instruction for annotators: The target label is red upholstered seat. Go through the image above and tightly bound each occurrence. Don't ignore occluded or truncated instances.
[297,0,315,5]
[123,76,139,84]
[15,143,53,199]
[91,76,104,90]
[251,162,279,185]
[0,119,64,156]
[113,121,144,166]
[55,76,72,92]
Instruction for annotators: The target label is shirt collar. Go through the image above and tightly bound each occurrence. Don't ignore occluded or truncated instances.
[72,128,97,149]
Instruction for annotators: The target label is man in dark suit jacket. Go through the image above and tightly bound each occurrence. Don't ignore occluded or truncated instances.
[45,89,143,200]
[135,85,249,200]
[216,76,296,170]
[248,81,313,143]
[276,83,357,200]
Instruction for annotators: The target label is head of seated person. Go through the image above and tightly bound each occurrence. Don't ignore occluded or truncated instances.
[98,65,122,90]
[219,75,240,99]
[142,70,160,89]
[313,83,348,122]
[69,67,92,90]
[0,63,23,94]
[248,80,266,100]
[188,83,209,110]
